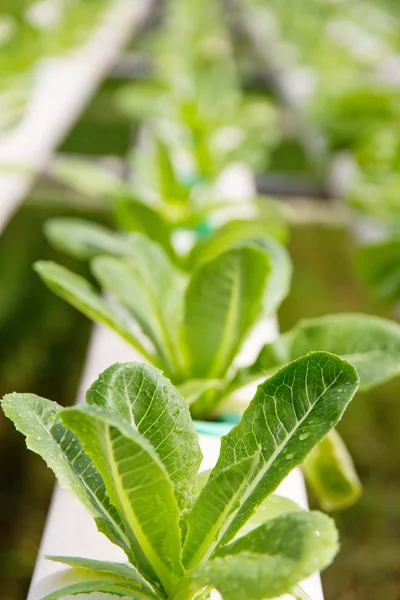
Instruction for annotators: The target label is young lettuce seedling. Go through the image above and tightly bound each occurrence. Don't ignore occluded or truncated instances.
[2,353,359,600]
[35,233,291,417]
[114,0,279,182]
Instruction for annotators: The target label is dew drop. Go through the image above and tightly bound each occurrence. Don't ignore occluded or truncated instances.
[299,432,311,441]
[162,386,168,393]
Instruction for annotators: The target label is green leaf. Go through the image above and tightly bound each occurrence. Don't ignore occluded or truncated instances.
[184,245,271,380]
[52,156,126,199]
[46,556,157,595]
[174,512,337,600]
[182,454,259,569]
[39,565,159,600]
[291,584,312,600]
[153,137,189,202]
[44,218,136,260]
[188,225,292,317]
[236,495,301,539]
[86,362,202,510]
[61,405,184,594]
[197,469,211,491]
[356,240,400,301]
[91,235,185,374]
[41,581,143,599]
[255,236,292,316]
[177,379,222,405]
[253,313,400,390]
[34,261,155,364]
[303,430,362,511]
[115,197,175,260]
[211,352,359,542]
[216,510,337,561]
[187,219,288,269]
[114,82,164,120]
[0,394,131,561]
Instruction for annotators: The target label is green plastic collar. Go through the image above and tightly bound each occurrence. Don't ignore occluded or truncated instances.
[194,414,240,438]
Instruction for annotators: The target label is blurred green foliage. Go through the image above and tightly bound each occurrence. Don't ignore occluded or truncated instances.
[243,0,400,220]
[114,0,280,181]
[0,0,107,132]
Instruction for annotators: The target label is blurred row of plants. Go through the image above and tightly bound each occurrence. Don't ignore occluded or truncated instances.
[239,0,400,217]
[0,0,107,132]
[235,0,400,305]
[3,0,400,224]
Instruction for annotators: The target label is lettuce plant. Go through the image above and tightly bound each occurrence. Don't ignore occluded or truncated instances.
[314,84,400,219]
[35,232,291,418]
[1,354,359,599]
[36,223,400,510]
[115,0,279,181]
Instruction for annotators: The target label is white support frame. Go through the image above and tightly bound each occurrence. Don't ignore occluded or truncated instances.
[0,0,155,234]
